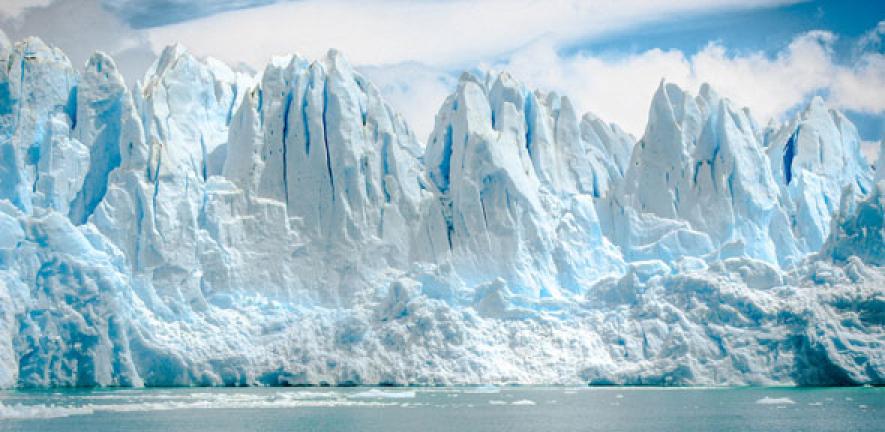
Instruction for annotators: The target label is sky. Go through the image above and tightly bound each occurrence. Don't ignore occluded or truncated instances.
[1,0,883,162]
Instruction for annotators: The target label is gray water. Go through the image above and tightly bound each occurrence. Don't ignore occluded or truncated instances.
[0,386,881,431]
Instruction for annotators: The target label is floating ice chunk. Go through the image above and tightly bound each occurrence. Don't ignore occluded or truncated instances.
[464,386,501,394]
[511,399,536,406]
[756,397,796,405]
[0,402,94,420]
[0,392,400,420]
[350,389,416,399]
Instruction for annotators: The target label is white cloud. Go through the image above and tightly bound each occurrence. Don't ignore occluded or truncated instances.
[140,0,800,140]
[2,0,155,84]
[144,0,796,70]
[0,0,54,20]
[830,53,885,114]
[860,141,880,165]
[311,26,885,143]
[856,20,885,53]
[358,63,457,142]
[7,0,880,145]
[495,40,695,137]
[689,31,835,122]
[492,29,885,138]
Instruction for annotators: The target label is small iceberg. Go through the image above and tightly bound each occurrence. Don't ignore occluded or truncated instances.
[0,403,94,420]
[464,386,501,394]
[349,389,416,399]
[756,397,796,405]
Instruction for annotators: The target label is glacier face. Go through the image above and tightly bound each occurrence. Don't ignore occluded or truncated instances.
[0,36,882,387]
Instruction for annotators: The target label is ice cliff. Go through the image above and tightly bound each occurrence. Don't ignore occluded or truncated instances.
[0,37,882,387]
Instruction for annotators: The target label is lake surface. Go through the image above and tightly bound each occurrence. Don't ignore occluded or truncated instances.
[0,386,881,431]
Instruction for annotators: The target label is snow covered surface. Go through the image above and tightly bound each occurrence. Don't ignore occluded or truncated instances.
[0,36,882,388]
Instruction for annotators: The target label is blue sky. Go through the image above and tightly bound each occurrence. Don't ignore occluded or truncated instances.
[1,0,882,158]
[578,0,884,57]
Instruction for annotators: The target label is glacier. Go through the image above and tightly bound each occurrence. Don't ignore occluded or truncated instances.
[0,35,882,388]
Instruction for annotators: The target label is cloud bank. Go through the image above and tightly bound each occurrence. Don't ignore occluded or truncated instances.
[142,0,796,69]
[1,0,882,155]
[495,29,885,140]
[138,0,882,145]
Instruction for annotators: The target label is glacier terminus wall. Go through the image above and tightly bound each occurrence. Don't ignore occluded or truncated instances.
[0,35,882,388]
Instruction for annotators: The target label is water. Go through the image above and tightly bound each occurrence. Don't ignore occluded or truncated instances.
[0,387,881,431]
